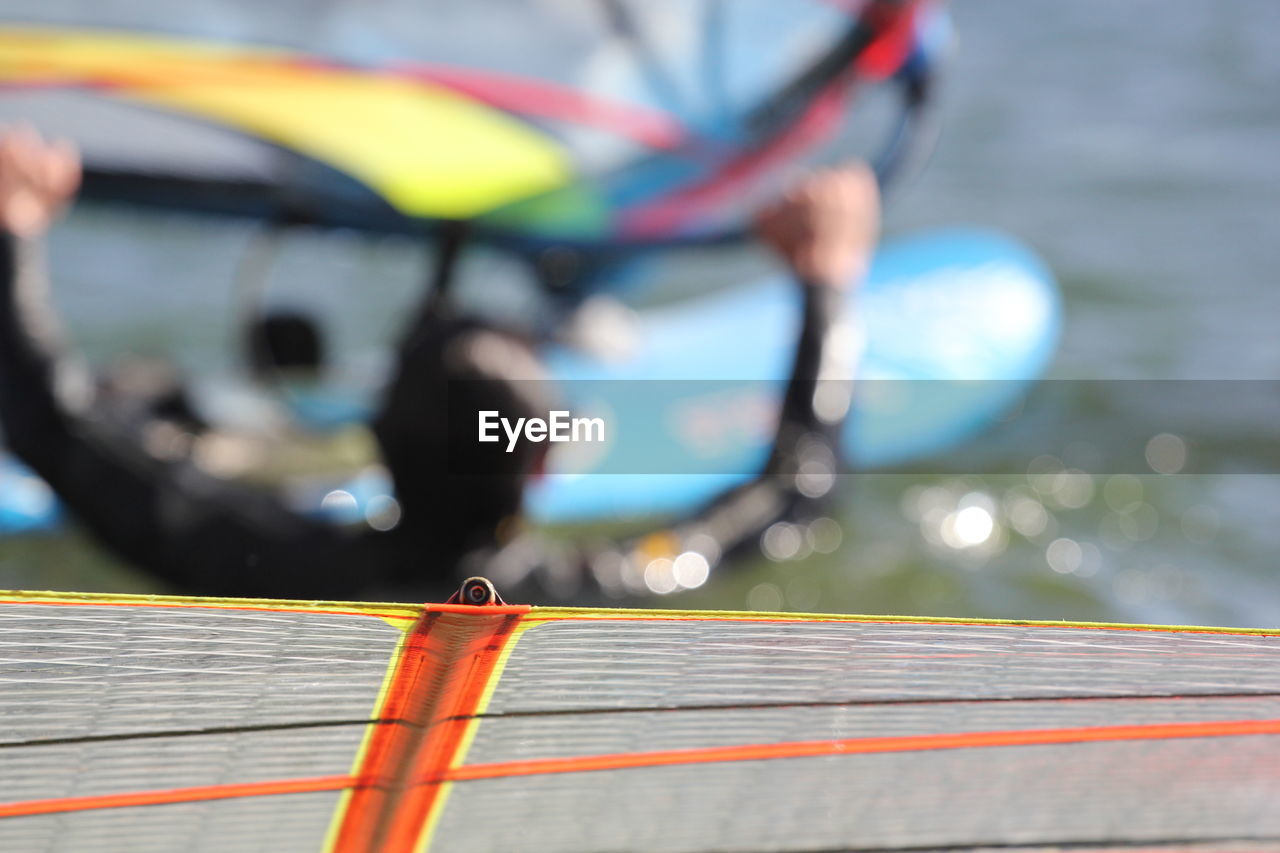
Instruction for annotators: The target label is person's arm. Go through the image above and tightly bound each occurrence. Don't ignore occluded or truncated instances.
[756,164,876,476]
[0,129,84,461]
[670,164,879,554]
[490,165,880,600]
[0,127,371,599]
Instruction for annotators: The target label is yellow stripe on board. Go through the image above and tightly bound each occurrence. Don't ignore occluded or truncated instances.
[0,588,421,627]
[322,617,421,853]
[523,605,1280,636]
[6,588,1275,636]
[0,27,571,218]
[5,590,1274,635]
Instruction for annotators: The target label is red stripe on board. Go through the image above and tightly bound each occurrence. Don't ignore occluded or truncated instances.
[445,718,1280,783]
[331,608,527,853]
[329,612,439,852]
[422,603,531,617]
[0,597,416,621]
[376,613,522,851]
[0,775,353,819]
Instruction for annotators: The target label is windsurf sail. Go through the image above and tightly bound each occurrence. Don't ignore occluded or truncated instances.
[1,586,1277,851]
[0,0,942,249]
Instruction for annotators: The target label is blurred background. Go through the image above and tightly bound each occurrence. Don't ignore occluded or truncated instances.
[1,0,1277,627]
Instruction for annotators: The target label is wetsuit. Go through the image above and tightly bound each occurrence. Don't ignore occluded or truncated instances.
[0,232,481,600]
[0,231,851,602]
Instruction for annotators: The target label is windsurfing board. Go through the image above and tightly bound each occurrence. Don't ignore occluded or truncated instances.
[0,589,1276,852]
[527,227,1060,521]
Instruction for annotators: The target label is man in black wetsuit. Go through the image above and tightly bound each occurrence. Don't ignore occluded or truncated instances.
[0,125,879,602]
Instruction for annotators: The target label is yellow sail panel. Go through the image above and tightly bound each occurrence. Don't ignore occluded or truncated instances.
[0,28,571,218]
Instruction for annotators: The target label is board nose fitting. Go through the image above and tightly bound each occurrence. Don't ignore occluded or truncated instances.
[446,576,507,606]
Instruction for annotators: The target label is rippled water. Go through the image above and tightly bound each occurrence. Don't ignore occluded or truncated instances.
[692,0,1280,628]
[2,0,1278,627]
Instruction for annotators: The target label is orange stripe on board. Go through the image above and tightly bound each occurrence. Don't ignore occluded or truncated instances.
[331,605,528,853]
[445,717,1280,783]
[0,775,353,819]
[6,718,1274,821]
